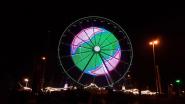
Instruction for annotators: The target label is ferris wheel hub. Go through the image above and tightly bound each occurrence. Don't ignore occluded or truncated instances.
[94,46,101,52]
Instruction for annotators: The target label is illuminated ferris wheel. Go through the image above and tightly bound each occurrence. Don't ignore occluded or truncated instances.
[58,16,133,87]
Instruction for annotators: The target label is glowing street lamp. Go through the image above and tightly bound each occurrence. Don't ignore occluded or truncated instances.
[149,39,162,94]
[149,40,159,45]
[41,56,46,89]
[175,79,181,84]
[41,56,46,61]
[175,79,182,95]
[24,78,29,87]
[149,40,159,68]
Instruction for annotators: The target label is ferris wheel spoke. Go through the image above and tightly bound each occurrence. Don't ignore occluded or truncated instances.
[101,48,132,52]
[61,42,92,49]
[76,44,92,49]
[95,65,111,86]
[65,53,93,72]
[98,53,114,86]
[92,54,97,83]
[72,50,93,55]
[61,51,92,58]
[97,31,103,45]
[100,41,118,49]
[98,34,112,47]
[91,24,97,45]
[95,64,111,86]
[83,29,96,46]
[92,76,96,84]
[100,51,129,65]
[94,53,97,70]
[100,38,124,49]
[103,67,111,86]
[77,53,95,82]
[79,24,95,46]
[97,25,117,46]
[99,53,122,77]
[69,30,94,48]
[76,35,94,48]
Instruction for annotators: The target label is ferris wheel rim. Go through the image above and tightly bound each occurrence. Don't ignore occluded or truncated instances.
[58,16,133,87]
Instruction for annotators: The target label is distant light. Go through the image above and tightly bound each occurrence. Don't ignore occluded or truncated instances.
[122,88,139,95]
[23,87,32,91]
[74,86,77,90]
[64,83,68,90]
[122,85,126,90]
[141,90,156,95]
[154,40,158,44]
[149,42,153,45]
[45,87,65,92]
[182,91,184,93]
[24,78,29,82]
[42,56,46,60]
[175,79,181,83]
[149,40,159,45]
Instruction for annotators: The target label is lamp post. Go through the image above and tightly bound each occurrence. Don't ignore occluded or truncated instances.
[175,79,182,95]
[149,40,162,94]
[24,78,29,87]
[149,40,158,67]
[41,56,46,90]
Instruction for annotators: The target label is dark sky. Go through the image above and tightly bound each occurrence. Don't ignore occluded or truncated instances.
[2,3,185,92]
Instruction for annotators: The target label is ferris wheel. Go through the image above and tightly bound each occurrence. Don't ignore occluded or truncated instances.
[58,16,133,87]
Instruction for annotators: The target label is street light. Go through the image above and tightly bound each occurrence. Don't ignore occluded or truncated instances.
[24,78,29,87]
[41,56,46,90]
[149,40,159,68]
[149,39,162,94]
[175,79,182,96]
[175,79,181,85]
[41,56,46,61]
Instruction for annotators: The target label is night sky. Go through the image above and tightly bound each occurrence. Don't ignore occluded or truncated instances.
[2,3,185,94]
